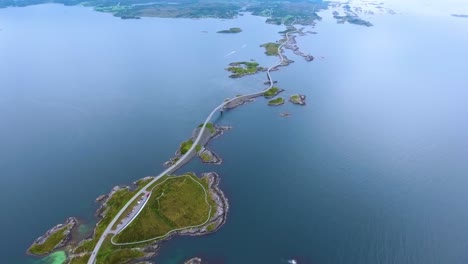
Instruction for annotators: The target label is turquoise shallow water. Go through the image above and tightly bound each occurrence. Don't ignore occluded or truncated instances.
[32,252,66,264]
[1,3,468,264]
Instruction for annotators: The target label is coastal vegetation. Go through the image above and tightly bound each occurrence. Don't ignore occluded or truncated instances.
[289,94,306,105]
[217,27,242,33]
[113,173,215,243]
[96,240,146,264]
[268,97,285,106]
[73,178,152,254]
[291,95,300,100]
[261,42,280,56]
[226,61,265,78]
[68,254,90,264]
[179,139,194,155]
[28,226,69,255]
[264,87,282,98]
[198,122,216,134]
[200,152,212,162]
[198,149,220,164]
[206,223,216,232]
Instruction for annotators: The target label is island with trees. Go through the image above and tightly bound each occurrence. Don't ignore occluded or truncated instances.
[260,42,281,56]
[264,86,284,98]
[217,27,242,33]
[226,61,266,78]
[289,94,306,105]
[268,97,285,106]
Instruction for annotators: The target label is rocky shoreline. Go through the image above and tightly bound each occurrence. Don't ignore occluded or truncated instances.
[184,257,202,264]
[27,217,77,256]
[164,125,231,167]
[289,94,306,105]
[268,97,285,106]
[199,148,222,164]
[283,34,314,62]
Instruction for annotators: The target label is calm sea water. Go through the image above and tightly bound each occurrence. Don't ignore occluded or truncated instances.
[1,3,468,264]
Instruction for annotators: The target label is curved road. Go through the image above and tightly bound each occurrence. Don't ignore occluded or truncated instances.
[87,26,295,264]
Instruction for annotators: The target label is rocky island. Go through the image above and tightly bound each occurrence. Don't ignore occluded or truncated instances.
[28,217,77,256]
[226,61,266,78]
[268,97,285,106]
[217,27,242,33]
[185,257,203,264]
[289,94,306,105]
[260,42,280,56]
[264,86,284,99]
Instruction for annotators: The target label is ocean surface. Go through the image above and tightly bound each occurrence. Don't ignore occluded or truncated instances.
[1,3,468,264]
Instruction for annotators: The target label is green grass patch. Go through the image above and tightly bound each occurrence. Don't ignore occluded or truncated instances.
[260,42,280,56]
[96,236,146,264]
[29,226,69,255]
[195,144,202,152]
[114,174,213,243]
[200,152,212,162]
[217,27,242,33]
[206,223,216,232]
[69,254,90,264]
[112,192,147,230]
[264,87,280,98]
[226,61,263,78]
[179,139,194,155]
[290,95,300,100]
[198,123,216,134]
[268,97,285,106]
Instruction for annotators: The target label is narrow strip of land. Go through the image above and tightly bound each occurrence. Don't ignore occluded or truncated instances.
[87,24,295,264]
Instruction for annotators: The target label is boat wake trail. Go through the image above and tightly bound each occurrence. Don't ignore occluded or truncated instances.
[224,50,236,57]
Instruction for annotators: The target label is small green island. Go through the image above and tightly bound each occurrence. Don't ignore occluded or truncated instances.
[261,42,281,56]
[264,86,284,98]
[268,97,285,106]
[217,27,242,33]
[226,61,266,78]
[28,217,76,256]
[289,94,306,105]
